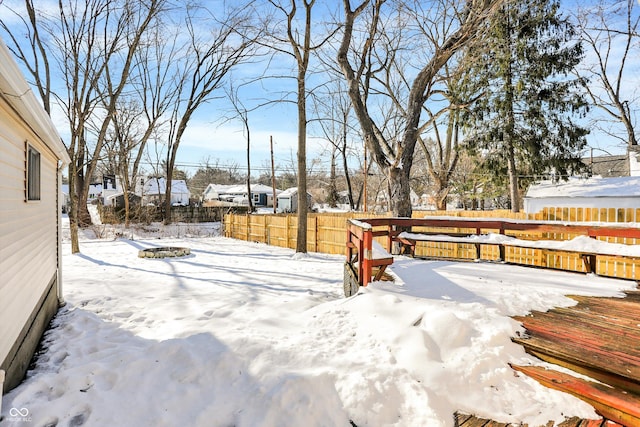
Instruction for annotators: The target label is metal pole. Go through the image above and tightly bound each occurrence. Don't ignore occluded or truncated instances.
[271,136,277,214]
[363,138,367,213]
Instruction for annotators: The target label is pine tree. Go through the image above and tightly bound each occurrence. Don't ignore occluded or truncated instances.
[464,0,589,212]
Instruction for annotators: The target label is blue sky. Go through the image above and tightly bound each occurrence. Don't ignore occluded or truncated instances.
[1,0,636,178]
[125,0,639,175]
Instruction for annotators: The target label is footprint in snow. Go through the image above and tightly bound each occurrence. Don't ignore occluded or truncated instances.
[67,406,91,427]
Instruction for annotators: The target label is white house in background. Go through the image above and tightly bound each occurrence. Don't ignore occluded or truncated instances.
[276,188,313,213]
[0,37,70,392]
[139,177,190,206]
[203,183,280,207]
[523,176,640,214]
[60,183,102,209]
[100,174,122,201]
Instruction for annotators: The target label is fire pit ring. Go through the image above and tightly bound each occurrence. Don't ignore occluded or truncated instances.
[138,247,191,259]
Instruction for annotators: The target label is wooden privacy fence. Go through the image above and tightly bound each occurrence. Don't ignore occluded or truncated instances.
[224,212,391,254]
[100,205,231,224]
[224,207,640,281]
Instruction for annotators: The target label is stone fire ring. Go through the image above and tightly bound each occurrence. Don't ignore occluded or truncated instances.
[138,247,191,259]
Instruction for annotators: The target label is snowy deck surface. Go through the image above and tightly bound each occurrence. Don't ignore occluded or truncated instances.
[398,231,640,257]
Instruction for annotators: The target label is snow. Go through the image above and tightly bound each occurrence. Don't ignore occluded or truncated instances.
[1,215,637,427]
[526,176,640,198]
[398,231,640,256]
[523,176,640,213]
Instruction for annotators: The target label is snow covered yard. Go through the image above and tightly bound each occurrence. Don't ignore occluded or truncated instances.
[1,220,637,427]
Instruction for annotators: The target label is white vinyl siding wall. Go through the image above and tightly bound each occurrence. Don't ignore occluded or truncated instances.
[0,96,59,367]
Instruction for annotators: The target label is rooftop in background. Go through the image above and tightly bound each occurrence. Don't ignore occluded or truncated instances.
[523,175,640,214]
[526,176,640,199]
[582,146,640,178]
[583,154,628,177]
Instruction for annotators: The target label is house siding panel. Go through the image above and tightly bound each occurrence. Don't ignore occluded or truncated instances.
[0,95,59,388]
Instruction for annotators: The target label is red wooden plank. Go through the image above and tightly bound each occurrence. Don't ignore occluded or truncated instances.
[515,308,640,337]
[510,364,640,427]
[547,307,640,330]
[517,322,640,368]
[516,316,640,356]
[514,305,640,342]
[568,294,640,310]
[521,346,640,395]
[512,335,640,386]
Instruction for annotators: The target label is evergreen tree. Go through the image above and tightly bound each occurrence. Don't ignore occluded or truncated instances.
[464,0,589,212]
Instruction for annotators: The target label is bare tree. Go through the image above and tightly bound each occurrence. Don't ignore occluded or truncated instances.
[0,1,51,113]
[161,3,258,224]
[574,0,639,147]
[100,21,183,226]
[261,0,340,253]
[337,0,503,217]
[102,99,144,227]
[2,0,168,253]
[312,80,361,210]
[415,58,484,210]
[224,82,254,212]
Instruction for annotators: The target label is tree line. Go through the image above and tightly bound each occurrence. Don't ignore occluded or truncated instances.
[1,0,637,253]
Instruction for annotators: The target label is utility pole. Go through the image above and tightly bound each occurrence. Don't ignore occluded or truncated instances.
[363,139,367,213]
[271,136,277,214]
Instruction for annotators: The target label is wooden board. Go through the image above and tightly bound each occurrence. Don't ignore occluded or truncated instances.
[512,334,640,388]
[453,412,618,427]
[517,345,640,395]
[510,365,640,427]
[511,291,640,426]
[512,316,640,360]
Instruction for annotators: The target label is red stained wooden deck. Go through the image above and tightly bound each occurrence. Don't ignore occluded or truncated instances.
[457,289,640,427]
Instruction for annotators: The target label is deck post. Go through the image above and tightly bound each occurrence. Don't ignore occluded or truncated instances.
[362,228,373,287]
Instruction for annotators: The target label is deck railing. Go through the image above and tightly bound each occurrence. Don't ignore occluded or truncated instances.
[346,216,640,286]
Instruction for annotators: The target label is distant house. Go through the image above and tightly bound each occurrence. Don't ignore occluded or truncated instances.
[276,188,313,213]
[203,183,280,207]
[100,174,122,202]
[582,146,640,178]
[104,192,142,209]
[0,38,71,392]
[139,178,190,206]
[88,183,103,200]
[61,182,103,208]
[523,176,640,214]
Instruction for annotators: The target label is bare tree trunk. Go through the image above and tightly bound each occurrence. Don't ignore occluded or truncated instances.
[68,169,80,254]
[341,111,355,210]
[507,143,519,213]
[574,0,639,147]
[266,0,327,253]
[246,125,254,213]
[505,46,519,213]
[433,179,449,210]
[342,152,355,210]
[122,167,131,228]
[388,167,412,217]
[328,145,338,208]
[164,145,177,224]
[296,71,308,253]
[337,0,503,217]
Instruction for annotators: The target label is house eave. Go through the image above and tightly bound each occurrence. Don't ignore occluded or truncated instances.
[0,38,69,166]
